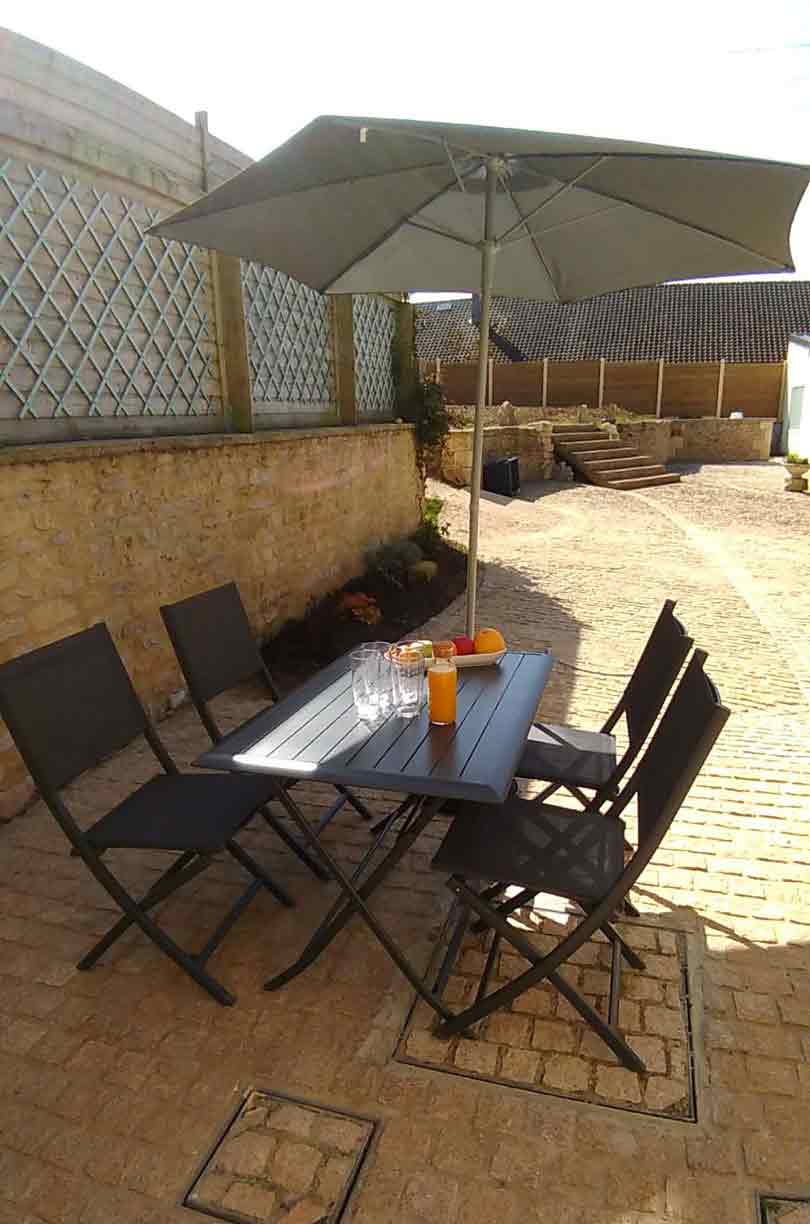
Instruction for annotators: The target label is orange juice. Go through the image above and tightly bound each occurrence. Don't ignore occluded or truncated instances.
[428,664,457,725]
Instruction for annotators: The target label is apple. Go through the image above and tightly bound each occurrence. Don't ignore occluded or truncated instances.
[452,635,475,656]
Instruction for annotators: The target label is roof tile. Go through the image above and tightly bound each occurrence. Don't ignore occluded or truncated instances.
[416,282,810,364]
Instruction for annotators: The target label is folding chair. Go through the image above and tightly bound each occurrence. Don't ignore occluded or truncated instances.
[160,583,372,862]
[429,650,728,1072]
[516,599,692,807]
[0,624,299,1006]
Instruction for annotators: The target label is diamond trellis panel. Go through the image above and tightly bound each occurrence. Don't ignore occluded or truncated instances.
[242,262,334,419]
[0,158,222,425]
[353,294,397,419]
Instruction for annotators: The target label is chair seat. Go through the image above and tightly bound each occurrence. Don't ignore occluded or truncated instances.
[86,773,276,852]
[516,722,617,789]
[431,796,626,901]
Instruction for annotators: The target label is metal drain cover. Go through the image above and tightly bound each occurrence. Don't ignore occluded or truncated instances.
[759,1195,810,1224]
[184,1089,377,1223]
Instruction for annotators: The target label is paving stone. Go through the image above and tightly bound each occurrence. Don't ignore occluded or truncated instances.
[499,1048,542,1083]
[594,1066,643,1103]
[191,1171,232,1207]
[685,1133,740,1174]
[645,1077,689,1113]
[403,1028,453,1063]
[222,1180,278,1218]
[482,1012,532,1048]
[269,1104,314,1140]
[643,1004,684,1039]
[530,1020,576,1053]
[315,1154,353,1205]
[542,1054,590,1093]
[402,1169,460,1221]
[746,1056,800,1095]
[734,990,780,1023]
[216,1131,276,1178]
[510,986,554,1015]
[316,1116,368,1155]
[625,1036,668,1074]
[453,1040,500,1076]
[270,1140,323,1194]
[282,1199,330,1224]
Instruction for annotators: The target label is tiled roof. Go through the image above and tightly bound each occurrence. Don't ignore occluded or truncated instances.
[416,281,810,364]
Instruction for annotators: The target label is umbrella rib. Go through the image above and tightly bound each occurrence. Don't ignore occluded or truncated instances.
[320,167,479,292]
[405,220,480,250]
[522,174,793,269]
[501,202,624,246]
[497,157,607,243]
[500,179,560,302]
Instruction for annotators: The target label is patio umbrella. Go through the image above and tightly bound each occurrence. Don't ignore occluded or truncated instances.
[151,117,810,633]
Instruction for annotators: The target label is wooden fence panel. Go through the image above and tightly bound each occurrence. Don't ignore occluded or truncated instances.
[603,362,659,413]
[661,363,719,418]
[441,363,477,404]
[492,362,543,405]
[548,361,600,406]
[722,363,781,418]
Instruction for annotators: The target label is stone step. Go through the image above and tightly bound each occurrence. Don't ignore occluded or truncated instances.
[553,434,606,446]
[592,464,669,483]
[564,446,639,461]
[558,438,628,453]
[551,423,602,434]
[603,473,681,490]
[584,454,657,470]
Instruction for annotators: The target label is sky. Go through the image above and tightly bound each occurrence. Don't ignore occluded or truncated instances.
[5,0,810,295]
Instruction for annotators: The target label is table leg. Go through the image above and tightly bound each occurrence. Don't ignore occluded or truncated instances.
[265,787,453,1022]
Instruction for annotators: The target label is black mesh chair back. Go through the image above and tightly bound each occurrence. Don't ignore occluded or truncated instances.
[161,582,373,832]
[620,648,728,852]
[161,582,279,741]
[607,598,692,755]
[0,623,151,794]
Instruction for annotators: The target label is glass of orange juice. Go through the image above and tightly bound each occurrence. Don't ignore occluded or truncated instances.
[428,640,457,725]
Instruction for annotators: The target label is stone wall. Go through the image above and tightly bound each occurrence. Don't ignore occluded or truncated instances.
[669,417,774,462]
[617,420,673,464]
[616,418,773,463]
[0,424,421,818]
[430,423,554,486]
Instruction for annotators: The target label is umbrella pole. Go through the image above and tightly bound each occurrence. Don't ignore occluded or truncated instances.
[465,157,499,637]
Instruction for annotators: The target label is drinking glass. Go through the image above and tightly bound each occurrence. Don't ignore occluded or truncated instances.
[390,644,424,719]
[364,641,393,716]
[428,640,457,725]
[350,642,392,721]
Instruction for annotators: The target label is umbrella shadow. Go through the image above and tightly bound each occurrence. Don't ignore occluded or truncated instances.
[417,553,589,728]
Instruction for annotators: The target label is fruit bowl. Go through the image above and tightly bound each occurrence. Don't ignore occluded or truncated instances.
[456,649,506,669]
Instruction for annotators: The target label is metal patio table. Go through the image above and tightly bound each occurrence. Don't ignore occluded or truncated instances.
[197,648,554,1019]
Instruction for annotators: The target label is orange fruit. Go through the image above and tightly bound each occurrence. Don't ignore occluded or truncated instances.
[473,627,506,654]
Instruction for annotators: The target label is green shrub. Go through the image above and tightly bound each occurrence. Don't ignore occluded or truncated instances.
[414,495,448,556]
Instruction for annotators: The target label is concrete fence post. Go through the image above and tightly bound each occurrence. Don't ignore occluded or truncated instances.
[716,359,726,418]
[196,112,254,433]
[655,358,665,419]
[331,296,357,424]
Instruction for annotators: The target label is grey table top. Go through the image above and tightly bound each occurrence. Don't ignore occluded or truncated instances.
[197,650,554,804]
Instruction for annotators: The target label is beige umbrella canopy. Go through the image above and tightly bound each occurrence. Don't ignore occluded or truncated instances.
[152,116,810,632]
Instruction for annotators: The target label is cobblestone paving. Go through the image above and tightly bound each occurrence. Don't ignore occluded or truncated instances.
[187,1090,374,1222]
[397,919,695,1120]
[0,461,809,1224]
